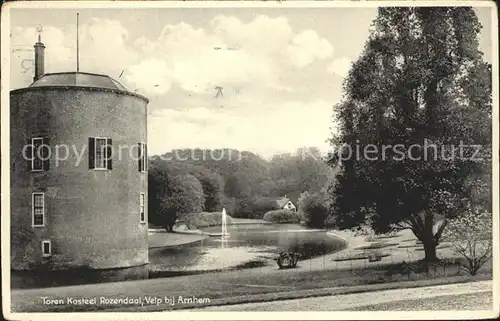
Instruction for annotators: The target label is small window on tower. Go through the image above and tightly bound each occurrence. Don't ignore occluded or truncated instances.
[29,137,50,171]
[140,193,146,223]
[89,137,112,170]
[32,192,45,227]
[42,240,51,257]
[138,142,148,173]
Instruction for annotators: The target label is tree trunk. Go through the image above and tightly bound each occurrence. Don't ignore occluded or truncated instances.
[423,240,438,262]
[409,216,441,262]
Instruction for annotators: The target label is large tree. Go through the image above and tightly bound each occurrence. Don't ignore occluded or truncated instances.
[148,159,205,232]
[298,189,331,228]
[189,166,224,212]
[330,7,491,261]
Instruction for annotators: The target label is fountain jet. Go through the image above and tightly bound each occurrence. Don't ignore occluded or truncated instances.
[221,208,229,239]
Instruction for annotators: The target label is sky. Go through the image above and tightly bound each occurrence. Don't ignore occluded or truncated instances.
[9,6,493,159]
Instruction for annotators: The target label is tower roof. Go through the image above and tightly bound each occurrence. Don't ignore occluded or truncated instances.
[29,72,128,91]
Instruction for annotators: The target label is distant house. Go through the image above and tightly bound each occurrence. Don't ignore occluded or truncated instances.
[276,195,297,212]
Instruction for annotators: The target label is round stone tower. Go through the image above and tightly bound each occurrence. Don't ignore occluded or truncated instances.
[10,42,149,271]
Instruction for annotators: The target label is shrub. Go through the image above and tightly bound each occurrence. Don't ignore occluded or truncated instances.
[185,211,234,228]
[443,207,492,275]
[232,197,281,219]
[226,197,280,219]
[298,190,331,228]
[263,209,302,224]
[351,224,375,239]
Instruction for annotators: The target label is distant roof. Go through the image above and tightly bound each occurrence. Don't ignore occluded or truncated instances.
[276,197,291,208]
[30,72,128,91]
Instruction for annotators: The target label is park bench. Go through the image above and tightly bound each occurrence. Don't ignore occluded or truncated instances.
[275,252,301,269]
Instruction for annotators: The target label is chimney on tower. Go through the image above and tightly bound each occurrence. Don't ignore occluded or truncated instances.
[33,28,45,81]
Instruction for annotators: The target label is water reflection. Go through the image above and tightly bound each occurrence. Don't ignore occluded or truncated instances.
[148,223,345,272]
[12,224,346,289]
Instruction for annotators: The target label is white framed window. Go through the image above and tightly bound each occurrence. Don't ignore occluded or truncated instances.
[140,193,146,223]
[32,192,45,227]
[30,137,49,171]
[89,137,112,170]
[138,142,148,173]
[42,240,51,257]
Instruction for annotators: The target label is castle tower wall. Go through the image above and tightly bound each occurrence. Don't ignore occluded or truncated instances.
[10,86,149,270]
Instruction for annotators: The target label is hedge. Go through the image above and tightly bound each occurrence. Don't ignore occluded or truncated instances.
[263,209,302,224]
[184,211,234,228]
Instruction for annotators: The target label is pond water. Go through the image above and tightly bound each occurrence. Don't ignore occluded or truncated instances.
[12,223,346,288]
[148,223,346,273]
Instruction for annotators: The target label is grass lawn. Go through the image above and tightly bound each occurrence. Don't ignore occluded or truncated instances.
[355,242,399,250]
[373,233,402,239]
[11,258,492,312]
[11,227,493,312]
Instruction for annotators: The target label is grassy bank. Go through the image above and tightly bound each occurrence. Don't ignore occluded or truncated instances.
[11,226,493,312]
[184,211,234,228]
[11,257,492,312]
[148,231,207,249]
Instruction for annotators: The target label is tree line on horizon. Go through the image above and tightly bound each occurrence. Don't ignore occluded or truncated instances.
[148,147,337,231]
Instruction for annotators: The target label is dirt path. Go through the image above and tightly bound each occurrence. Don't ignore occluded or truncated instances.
[345,291,493,311]
[191,280,492,311]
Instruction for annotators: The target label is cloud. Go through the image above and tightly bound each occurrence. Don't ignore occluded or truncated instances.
[211,15,294,55]
[129,15,330,96]
[327,57,353,78]
[10,15,338,157]
[124,58,173,95]
[148,99,334,158]
[11,15,336,94]
[285,30,334,68]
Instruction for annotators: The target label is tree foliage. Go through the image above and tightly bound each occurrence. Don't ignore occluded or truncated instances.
[329,7,492,261]
[189,166,224,212]
[235,197,281,219]
[270,147,335,197]
[148,159,205,232]
[150,147,334,219]
[224,174,252,199]
[298,190,331,228]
